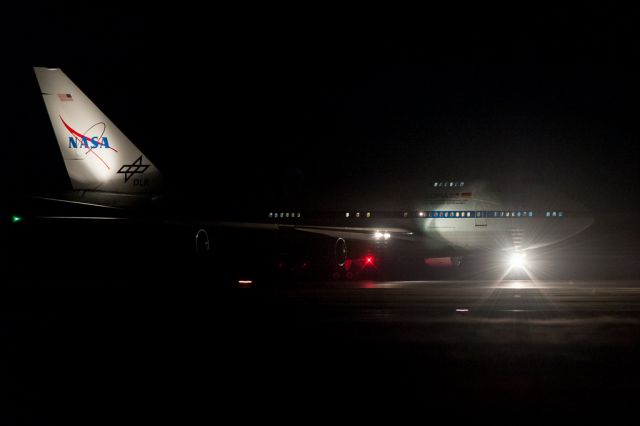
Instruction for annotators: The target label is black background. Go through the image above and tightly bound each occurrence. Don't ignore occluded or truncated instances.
[1,5,639,224]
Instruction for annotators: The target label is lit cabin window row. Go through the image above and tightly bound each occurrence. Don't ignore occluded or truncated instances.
[268,212,302,218]
[433,181,465,188]
[341,211,540,218]
[423,211,536,218]
[267,211,566,219]
[418,211,565,218]
[474,211,534,218]
[345,212,372,218]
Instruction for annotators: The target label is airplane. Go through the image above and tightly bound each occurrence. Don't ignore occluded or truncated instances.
[1,67,594,283]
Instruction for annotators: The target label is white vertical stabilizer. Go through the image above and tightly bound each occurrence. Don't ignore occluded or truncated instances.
[34,67,162,193]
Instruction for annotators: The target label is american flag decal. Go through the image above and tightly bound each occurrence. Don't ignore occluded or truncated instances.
[57,93,73,102]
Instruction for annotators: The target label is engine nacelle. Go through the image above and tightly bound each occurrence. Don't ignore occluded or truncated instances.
[334,238,348,267]
[195,228,210,256]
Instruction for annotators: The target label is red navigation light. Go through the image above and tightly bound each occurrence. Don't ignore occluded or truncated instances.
[365,256,374,265]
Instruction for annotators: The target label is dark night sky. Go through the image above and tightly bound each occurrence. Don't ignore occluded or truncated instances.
[2,6,640,215]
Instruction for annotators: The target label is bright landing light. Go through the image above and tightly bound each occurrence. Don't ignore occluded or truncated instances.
[373,231,391,240]
[509,252,527,269]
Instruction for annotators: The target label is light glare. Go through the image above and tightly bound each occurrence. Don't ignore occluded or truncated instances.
[509,253,526,269]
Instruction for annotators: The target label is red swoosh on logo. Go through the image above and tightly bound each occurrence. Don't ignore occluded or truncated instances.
[59,116,120,171]
[59,116,118,152]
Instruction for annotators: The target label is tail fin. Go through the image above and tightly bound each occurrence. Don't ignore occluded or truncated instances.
[33,67,162,193]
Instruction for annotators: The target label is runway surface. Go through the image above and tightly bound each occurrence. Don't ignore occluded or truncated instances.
[210,279,640,417]
[3,279,640,421]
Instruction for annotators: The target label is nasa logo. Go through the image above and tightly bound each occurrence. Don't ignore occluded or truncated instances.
[68,136,110,149]
[60,117,118,169]
[60,117,114,151]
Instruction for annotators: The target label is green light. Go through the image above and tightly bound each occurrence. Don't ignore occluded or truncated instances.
[11,215,22,223]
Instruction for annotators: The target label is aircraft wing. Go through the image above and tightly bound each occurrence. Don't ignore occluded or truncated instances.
[212,221,417,242]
